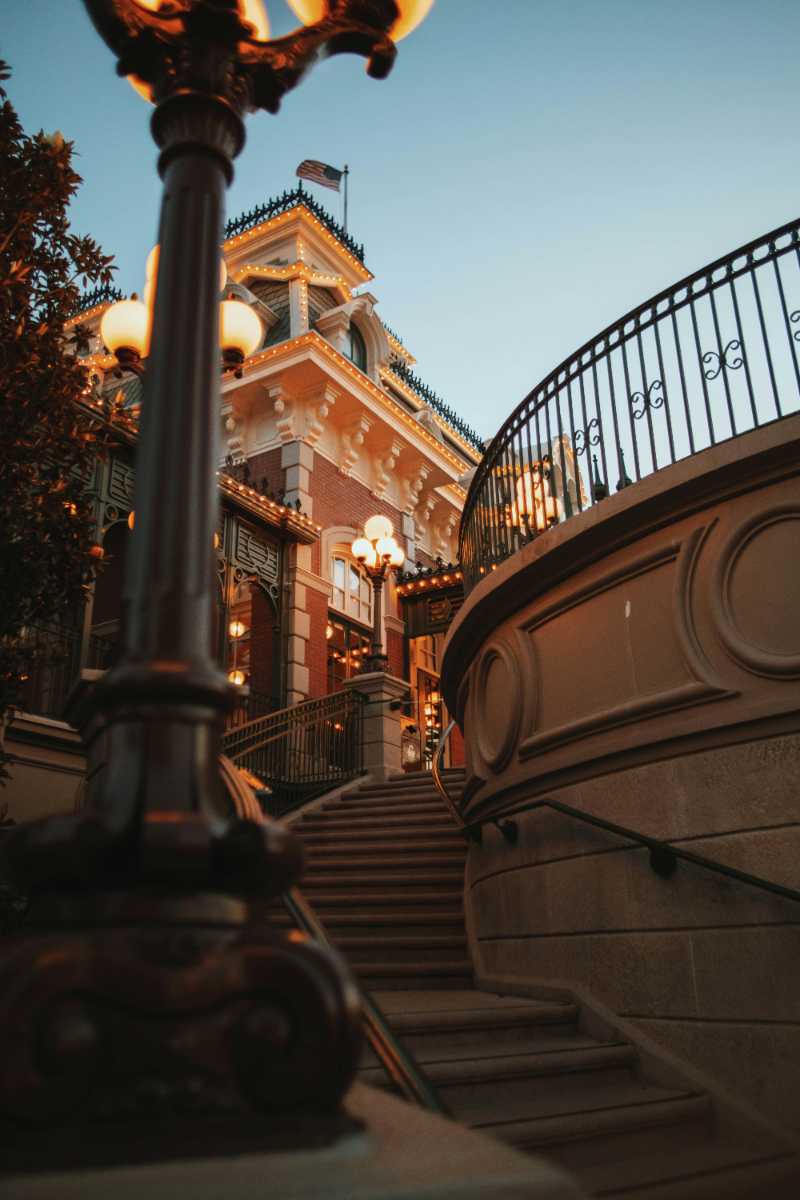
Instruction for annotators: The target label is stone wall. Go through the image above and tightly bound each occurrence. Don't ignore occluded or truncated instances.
[442,415,800,1131]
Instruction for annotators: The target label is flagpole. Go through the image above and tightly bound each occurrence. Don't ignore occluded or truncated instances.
[343,163,349,233]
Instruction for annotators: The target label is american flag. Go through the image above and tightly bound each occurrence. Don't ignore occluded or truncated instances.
[296,159,344,192]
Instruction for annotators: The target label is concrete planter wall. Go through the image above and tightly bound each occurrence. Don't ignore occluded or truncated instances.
[441,414,800,1131]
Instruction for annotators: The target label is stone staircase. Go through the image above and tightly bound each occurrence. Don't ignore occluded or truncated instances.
[274,769,800,1198]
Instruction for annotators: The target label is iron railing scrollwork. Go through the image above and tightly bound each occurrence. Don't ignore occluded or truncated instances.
[225,184,365,263]
[222,689,365,815]
[459,217,800,591]
[10,624,118,719]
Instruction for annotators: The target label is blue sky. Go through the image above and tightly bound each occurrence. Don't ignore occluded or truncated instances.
[4,0,799,443]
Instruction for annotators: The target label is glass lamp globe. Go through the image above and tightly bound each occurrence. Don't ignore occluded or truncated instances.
[376,535,399,561]
[364,514,393,542]
[352,536,376,566]
[390,543,405,568]
[220,298,262,359]
[287,0,434,40]
[100,297,150,359]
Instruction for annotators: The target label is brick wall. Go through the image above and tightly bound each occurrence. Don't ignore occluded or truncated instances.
[305,587,329,698]
[386,628,404,681]
[309,454,405,576]
[246,447,284,499]
[249,586,277,700]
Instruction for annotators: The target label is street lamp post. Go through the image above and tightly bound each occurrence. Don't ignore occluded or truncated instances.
[1,0,433,1157]
[352,515,405,673]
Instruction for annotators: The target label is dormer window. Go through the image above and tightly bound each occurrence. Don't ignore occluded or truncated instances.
[347,323,367,373]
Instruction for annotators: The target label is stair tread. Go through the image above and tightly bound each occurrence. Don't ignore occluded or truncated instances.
[583,1140,796,1197]
[302,870,464,886]
[474,1090,710,1145]
[362,1042,635,1087]
[385,1000,579,1032]
[451,1074,703,1126]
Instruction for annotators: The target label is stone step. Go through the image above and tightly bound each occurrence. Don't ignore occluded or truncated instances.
[385,1000,579,1035]
[298,812,458,832]
[354,960,474,991]
[471,1084,709,1149]
[295,889,463,909]
[270,908,465,931]
[316,799,452,819]
[333,934,468,964]
[304,851,466,872]
[444,1067,690,1128]
[301,869,464,890]
[362,1024,604,1069]
[581,1140,799,1198]
[298,831,466,851]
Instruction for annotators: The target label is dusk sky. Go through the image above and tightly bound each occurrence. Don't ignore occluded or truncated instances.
[5,0,799,443]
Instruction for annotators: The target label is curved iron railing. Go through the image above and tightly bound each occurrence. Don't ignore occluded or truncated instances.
[222,689,364,815]
[459,218,800,591]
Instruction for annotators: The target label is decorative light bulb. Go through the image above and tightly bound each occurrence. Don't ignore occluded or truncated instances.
[229,619,247,639]
[390,543,406,568]
[364,514,393,542]
[376,535,398,561]
[100,297,150,358]
[228,669,246,687]
[351,536,374,564]
[220,298,262,359]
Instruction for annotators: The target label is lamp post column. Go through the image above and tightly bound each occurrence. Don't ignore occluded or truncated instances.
[367,568,389,672]
[97,93,243,826]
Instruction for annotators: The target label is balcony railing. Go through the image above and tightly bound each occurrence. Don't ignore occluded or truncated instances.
[222,689,365,816]
[459,218,800,591]
[12,624,118,720]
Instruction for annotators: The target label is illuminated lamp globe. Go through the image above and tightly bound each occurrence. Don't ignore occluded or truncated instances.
[364,514,393,542]
[390,543,405,568]
[376,535,399,561]
[351,536,376,567]
[100,297,150,360]
[220,298,262,365]
[229,619,247,640]
[286,0,433,40]
[228,669,246,687]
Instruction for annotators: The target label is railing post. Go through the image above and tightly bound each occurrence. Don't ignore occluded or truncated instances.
[343,672,409,783]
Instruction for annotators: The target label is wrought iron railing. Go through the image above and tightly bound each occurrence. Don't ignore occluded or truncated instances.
[12,624,118,719]
[226,688,279,731]
[224,184,365,263]
[222,689,365,816]
[387,361,485,453]
[459,217,800,591]
[69,283,124,316]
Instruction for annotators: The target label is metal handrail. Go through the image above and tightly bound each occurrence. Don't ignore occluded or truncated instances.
[460,216,800,590]
[282,886,447,1115]
[431,720,466,831]
[434,722,800,903]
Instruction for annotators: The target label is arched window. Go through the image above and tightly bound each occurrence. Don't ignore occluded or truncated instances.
[330,552,372,626]
[346,322,367,373]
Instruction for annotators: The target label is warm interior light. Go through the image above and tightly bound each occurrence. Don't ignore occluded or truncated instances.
[220,298,262,358]
[286,0,433,40]
[351,536,375,566]
[364,514,393,542]
[128,510,135,530]
[325,622,334,640]
[100,297,150,358]
[229,619,247,639]
[228,669,246,687]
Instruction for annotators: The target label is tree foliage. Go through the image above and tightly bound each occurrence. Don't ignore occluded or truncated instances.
[0,61,115,743]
